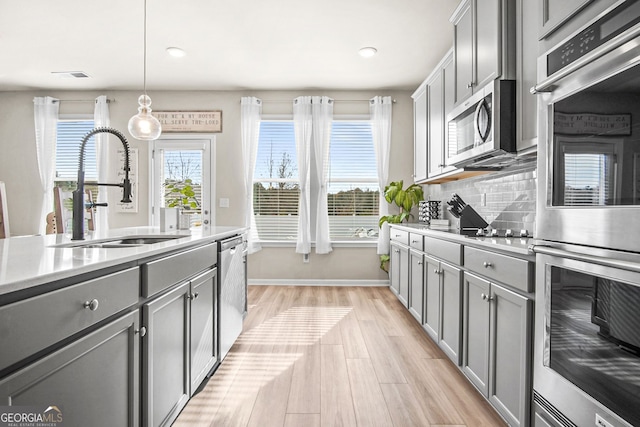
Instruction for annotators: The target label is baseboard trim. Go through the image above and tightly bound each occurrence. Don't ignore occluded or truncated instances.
[248,279,390,287]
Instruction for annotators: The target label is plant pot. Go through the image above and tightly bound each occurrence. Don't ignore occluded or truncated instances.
[178,211,191,230]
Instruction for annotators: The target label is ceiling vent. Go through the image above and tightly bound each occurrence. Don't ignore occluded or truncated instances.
[51,71,91,79]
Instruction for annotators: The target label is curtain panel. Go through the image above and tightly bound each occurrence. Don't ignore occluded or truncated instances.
[311,96,333,254]
[293,97,313,254]
[240,97,263,254]
[33,96,59,236]
[370,96,393,254]
[94,96,110,233]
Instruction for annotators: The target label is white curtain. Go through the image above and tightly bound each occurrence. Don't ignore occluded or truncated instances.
[94,96,110,233]
[33,96,59,235]
[312,96,333,254]
[370,96,393,254]
[293,96,313,254]
[240,97,262,254]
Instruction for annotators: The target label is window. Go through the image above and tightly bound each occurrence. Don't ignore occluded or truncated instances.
[252,119,379,243]
[56,118,96,182]
[328,121,379,240]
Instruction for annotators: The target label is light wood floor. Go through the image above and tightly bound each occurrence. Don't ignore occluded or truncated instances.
[174,286,506,427]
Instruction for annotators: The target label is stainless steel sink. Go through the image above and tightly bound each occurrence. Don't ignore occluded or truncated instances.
[51,235,190,248]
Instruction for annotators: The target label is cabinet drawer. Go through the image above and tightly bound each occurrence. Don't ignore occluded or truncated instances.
[425,236,461,265]
[464,246,533,292]
[0,267,139,373]
[390,228,409,245]
[409,233,424,251]
[142,243,216,298]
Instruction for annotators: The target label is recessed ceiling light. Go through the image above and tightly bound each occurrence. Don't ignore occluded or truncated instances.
[358,47,378,58]
[166,47,186,58]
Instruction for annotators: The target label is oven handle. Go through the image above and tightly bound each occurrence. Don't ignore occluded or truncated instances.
[532,245,640,273]
[530,23,640,95]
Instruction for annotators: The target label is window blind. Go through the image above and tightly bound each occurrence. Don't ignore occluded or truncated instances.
[56,120,97,181]
[564,153,612,205]
[327,121,379,240]
[253,121,300,241]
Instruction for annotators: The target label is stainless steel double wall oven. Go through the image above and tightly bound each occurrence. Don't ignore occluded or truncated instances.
[534,1,640,426]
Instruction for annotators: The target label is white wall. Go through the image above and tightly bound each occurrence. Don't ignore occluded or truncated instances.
[0,89,413,281]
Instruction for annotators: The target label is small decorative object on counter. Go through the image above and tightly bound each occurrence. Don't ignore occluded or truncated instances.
[160,207,179,231]
[418,200,441,224]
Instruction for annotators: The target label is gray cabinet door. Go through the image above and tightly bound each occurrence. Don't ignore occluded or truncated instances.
[462,272,491,395]
[453,0,474,104]
[390,242,401,295]
[538,0,592,39]
[143,282,190,427]
[427,69,444,178]
[397,245,410,308]
[442,53,456,166]
[0,311,140,427]
[439,261,462,365]
[409,249,424,323]
[489,283,532,427]
[516,0,538,152]
[475,0,501,89]
[190,268,218,395]
[413,85,428,183]
[423,255,441,342]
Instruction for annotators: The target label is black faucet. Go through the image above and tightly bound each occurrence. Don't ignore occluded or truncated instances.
[72,127,133,240]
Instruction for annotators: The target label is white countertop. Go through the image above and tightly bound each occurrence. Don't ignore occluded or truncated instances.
[0,225,246,297]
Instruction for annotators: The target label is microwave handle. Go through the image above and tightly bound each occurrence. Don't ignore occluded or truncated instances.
[474,99,491,143]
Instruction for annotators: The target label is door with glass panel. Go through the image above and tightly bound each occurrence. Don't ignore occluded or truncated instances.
[150,137,213,229]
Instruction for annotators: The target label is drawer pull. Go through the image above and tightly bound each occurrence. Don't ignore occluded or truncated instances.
[417,261,423,265]
[83,299,99,311]
[412,239,418,243]
[394,249,400,253]
[188,292,200,301]
[136,326,147,337]
[483,262,493,268]
[481,293,494,302]
[433,269,441,274]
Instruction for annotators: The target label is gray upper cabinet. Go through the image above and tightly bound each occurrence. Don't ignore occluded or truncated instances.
[412,84,428,183]
[516,0,539,152]
[451,0,512,107]
[538,0,593,39]
[0,311,140,427]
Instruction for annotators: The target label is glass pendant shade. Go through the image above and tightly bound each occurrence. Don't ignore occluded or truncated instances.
[128,95,162,140]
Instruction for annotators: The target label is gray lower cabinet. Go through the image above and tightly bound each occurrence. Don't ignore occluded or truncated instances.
[143,282,190,427]
[424,254,462,365]
[462,271,532,427]
[390,241,409,307]
[189,268,218,395]
[408,249,424,323]
[0,310,140,426]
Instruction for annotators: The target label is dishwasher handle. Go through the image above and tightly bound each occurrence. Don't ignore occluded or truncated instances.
[219,235,244,251]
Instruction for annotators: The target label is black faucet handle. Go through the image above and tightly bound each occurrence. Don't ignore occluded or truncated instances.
[121,178,133,203]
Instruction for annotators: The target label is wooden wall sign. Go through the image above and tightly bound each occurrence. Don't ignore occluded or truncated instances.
[554,112,631,136]
[155,111,222,133]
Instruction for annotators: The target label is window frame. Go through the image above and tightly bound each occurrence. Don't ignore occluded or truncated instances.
[254,114,379,247]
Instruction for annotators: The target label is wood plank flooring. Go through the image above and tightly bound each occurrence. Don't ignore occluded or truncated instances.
[174,285,506,427]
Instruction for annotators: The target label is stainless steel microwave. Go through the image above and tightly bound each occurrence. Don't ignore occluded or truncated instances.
[446,79,516,168]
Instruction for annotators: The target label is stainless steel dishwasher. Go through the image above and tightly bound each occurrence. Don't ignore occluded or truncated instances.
[218,235,247,360]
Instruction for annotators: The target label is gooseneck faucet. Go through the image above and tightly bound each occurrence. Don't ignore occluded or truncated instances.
[72,127,133,240]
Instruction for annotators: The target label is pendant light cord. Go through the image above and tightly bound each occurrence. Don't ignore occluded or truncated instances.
[143,0,147,97]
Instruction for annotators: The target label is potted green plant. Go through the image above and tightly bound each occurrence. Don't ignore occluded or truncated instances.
[378,180,424,272]
[164,179,200,229]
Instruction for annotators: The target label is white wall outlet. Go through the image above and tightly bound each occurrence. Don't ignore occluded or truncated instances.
[595,414,614,427]
[303,253,310,263]
[219,198,230,208]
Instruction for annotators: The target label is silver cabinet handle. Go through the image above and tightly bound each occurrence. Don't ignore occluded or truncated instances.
[193,292,199,300]
[467,82,474,88]
[394,249,400,253]
[135,326,147,337]
[188,293,200,301]
[483,262,493,268]
[411,239,418,243]
[203,220,209,225]
[417,261,423,265]
[83,299,99,311]
[433,269,441,274]
[481,293,494,302]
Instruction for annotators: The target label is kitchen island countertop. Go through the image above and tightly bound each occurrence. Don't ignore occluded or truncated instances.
[0,225,246,298]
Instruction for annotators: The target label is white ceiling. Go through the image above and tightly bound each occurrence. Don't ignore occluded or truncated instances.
[0,0,458,92]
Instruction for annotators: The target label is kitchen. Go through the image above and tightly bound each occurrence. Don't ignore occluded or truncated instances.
[1,0,640,426]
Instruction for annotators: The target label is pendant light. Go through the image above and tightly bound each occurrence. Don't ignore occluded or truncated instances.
[128,0,162,140]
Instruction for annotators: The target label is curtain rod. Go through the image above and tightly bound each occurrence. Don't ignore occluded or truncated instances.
[259,98,396,104]
[54,98,115,103]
